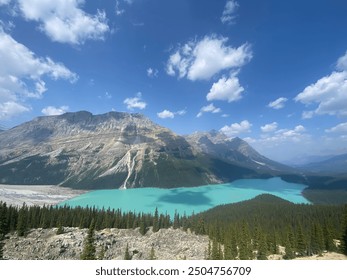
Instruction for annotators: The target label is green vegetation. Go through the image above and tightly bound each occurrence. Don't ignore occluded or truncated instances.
[189,194,346,259]
[0,194,346,260]
[80,219,96,260]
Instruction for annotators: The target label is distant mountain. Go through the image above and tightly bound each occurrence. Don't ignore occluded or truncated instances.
[300,153,347,175]
[283,154,337,166]
[0,111,273,189]
[185,130,295,173]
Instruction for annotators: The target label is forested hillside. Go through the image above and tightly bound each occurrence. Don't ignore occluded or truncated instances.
[1,195,346,260]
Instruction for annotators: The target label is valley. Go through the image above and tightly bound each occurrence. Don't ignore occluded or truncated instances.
[0,111,346,260]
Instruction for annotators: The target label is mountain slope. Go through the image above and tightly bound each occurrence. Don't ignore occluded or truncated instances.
[300,153,347,175]
[0,111,261,189]
[185,130,295,173]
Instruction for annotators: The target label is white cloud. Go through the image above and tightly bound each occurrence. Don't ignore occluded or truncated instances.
[0,101,30,120]
[0,0,11,5]
[261,122,278,133]
[115,0,125,16]
[336,51,347,71]
[147,67,158,78]
[41,105,69,116]
[176,109,186,116]
[302,110,314,119]
[157,109,186,119]
[221,0,239,24]
[166,35,252,81]
[157,110,174,119]
[196,103,221,118]
[220,120,252,137]
[268,97,288,109]
[295,51,347,117]
[0,28,77,120]
[123,92,147,110]
[206,75,244,102]
[295,71,347,117]
[17,0,109,45]
[325,122,347,133]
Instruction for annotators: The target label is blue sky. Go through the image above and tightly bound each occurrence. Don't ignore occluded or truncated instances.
[1,0,347,162]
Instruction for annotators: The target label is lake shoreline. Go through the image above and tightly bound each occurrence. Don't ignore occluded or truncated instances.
[0,184,88,207]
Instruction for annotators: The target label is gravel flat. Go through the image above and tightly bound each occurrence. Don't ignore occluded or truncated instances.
[0,184,87,207]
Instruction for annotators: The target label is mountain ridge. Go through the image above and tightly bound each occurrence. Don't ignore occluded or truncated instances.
[0,111,296,189]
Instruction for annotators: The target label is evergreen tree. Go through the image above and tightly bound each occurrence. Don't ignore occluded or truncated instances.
[124,243,132,260]
[210,239,222,260]
[16,204,28,237]
[296,224,307,256]
[152,208,159,233]
[80,219,96,260]
[342,205,347,256]
[0,203,8,236]
[256,233,268,260]
[139,215,147,235]
[56,223,64,235]
[0,235,4,260]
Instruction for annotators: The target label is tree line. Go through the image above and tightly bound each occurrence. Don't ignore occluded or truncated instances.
[1,194,347,260]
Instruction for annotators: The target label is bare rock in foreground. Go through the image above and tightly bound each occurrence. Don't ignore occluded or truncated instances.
[2,227,209,260]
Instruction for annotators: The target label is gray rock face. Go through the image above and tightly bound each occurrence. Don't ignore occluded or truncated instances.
[0,111,216,189]
[0,111,292,189]
[3,227,209,260]
[185,130,294,172]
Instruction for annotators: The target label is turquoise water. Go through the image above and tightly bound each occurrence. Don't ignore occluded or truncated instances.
[59,177,309,217]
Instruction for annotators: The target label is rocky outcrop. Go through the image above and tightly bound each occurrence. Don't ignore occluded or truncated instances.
[2,227,209,260]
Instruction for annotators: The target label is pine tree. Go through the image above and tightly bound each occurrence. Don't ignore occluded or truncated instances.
[124,243,132,260]
[342,205,347,256]
[139,215,147,235]
[256,233,268,260]
[0,203,8,237]
[152,208,159,233]
[296,224,307,256]
[80,219,96,260]
[0,235,4,260]
[16,204,28,237]
[56,223,64,235]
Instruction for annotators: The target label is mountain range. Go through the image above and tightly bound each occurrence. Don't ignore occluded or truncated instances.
[299,153,347,175]
[0,111,299,189]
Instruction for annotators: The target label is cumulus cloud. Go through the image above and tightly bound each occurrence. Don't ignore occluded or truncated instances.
[0,28,77,120]
[336,51,347,71]
[147,67,158,78]
[166,35,252,81]
[268,97,288,109]
[157,109,186,119]
[206,75,244,102]
[17,0,109,45]
[42,105,69,116]
[295,51,347,117]
[123,92,147,110]
[220,120,252,137]
[0,101,30,120]
[325,122,347,133]
[221,0,239,24]
[261,122,278,133]
[157,110,174,119]
[196,103,221,118]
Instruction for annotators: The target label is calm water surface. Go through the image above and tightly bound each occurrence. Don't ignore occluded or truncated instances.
[60,177,309,217]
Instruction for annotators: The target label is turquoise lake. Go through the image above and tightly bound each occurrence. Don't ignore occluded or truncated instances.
[60,177,310,217]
